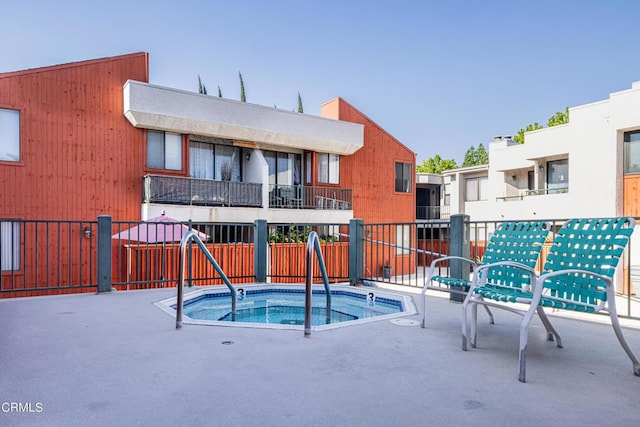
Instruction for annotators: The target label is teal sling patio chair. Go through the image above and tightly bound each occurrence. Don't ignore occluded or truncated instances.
[421,221,550,328]
[462,217,639,383]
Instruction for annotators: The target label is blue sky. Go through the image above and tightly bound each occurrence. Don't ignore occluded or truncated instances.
[3,1,640,164]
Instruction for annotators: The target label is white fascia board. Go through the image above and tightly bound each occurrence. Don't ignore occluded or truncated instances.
[143,204,353,224]
[124,80,364,155]
[416,173,444,185]
[442,165,488,176]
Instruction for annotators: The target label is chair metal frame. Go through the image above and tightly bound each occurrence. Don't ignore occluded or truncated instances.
[421,221,551,328]
[462,217,640,383]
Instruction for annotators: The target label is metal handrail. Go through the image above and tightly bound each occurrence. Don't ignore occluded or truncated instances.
[175,230,237,329]
[304,231,332,337]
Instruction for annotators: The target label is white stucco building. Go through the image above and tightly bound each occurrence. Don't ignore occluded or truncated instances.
[442,80,640,223]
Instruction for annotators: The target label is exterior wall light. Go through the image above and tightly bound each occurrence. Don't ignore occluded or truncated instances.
[84,227,92,239]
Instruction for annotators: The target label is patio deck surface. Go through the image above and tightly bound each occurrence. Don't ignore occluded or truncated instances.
[1,284,640,426]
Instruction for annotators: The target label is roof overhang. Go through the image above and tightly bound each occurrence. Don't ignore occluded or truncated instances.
[416,173,444,185]
[123,80,364,155]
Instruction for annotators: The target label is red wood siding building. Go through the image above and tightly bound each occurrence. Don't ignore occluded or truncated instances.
[1,53,416,225]
[0,53,149,221]
[321,98,416,274]
[321,97,416,223]
[0,53,417,295]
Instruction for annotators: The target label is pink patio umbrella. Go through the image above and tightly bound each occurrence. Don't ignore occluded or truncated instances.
[111,213,209,243]
[112,213,209,287]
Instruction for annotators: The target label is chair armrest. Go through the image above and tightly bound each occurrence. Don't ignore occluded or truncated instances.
[530,268,613,311]
[428,255,478,270]
[537,268,612,285]
[470,260,538,291]
[474,260,537,276]
[423,256,478,293]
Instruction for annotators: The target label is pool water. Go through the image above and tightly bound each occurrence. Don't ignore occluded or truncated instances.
[218,306,357,324]
[154,284,416,330]
[181,288,403,326]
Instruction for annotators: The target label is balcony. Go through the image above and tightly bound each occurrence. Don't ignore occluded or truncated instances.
[496,186,569,201]
[416,205,450,220]
[269,185,352,210]
[143,175,262,207]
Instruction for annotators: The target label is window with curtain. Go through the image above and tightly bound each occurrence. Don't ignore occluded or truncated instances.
[214,144,241,181]
[1,221,20,271]
[147,130,182,170]
[264,150,301,185]
[0,108,20,162]
[395,162,412,192]
[305,152,312,184]
[318,153,339,184]
[190,142,214,179]
[395,224,411,255]
[190,140,241,181]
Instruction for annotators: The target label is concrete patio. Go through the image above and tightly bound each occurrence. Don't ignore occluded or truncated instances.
[1,284,639,426]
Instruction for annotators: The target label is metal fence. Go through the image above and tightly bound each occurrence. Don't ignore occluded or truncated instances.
[362,221,450,286]
[143,174,262,207]
[267,223,350,283]
[111,220,255,290]
[362,217,640,319]
[416,205,450,220]
[269,185,352,210]
[0,220,97,297]
[2,215,639,320]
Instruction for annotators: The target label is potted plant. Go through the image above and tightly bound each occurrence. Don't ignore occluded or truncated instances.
[382,261,392,279]
[220,161,233,181]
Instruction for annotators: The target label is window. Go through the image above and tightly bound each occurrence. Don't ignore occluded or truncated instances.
[264,150,301,185]
[215,144,241,181]
[190,140,242,181]
[443,183,451,206]
[547,159,568,193]
[1,221,20,271]
[190,141,214,179]
[465,177,488,201]
[147,130,182,170]
[318,153,339,184]
[396,224,411,255]
[624,130,640,174]
[305,152,312,184]
[395,162,412,192]
[0,108,20,162]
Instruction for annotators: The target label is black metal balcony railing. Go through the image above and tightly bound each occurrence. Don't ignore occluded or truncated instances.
[497,186,570,202]
[416,205,450,220]
[143,175,262,207]
[269,185,352,210]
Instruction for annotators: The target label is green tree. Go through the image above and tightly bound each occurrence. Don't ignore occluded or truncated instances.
[547,107,570,127]
[239,71,246,102]
[461,144,489,167]
[513,107,569,143]
[217,85,222,97]
[297,92,303,113]
[197,75,207,95]
[513,122,543,143]
[416,155,458,174]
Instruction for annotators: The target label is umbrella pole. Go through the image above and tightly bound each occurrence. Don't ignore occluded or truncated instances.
[126,246,131,291]
[162,241,167,288]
